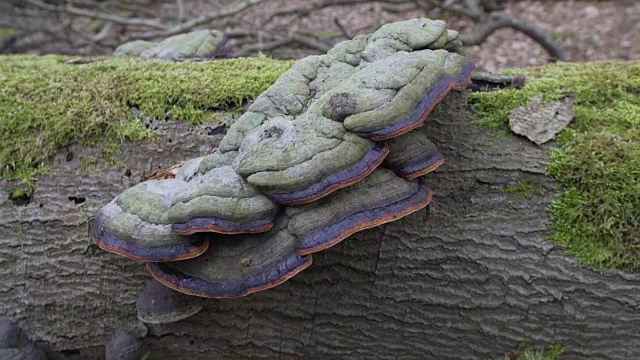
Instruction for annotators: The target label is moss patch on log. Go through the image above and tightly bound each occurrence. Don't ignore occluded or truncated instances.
[0,55,294,196]
[470,60,640,271]
[493,343,564,360]
[503,177,544,199]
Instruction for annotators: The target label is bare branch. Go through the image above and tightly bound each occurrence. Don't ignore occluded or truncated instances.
[234,37,292,57]
[128,0,269,40]
[263,0,410,25]
[333,17,353,39]
[290,33,331,53]
[234,31,331,57]
[420,0,483,21]
[460,16,566,60]
[25,0,165,29]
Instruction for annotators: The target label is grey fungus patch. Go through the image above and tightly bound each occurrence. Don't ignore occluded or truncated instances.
[325,92,359,122]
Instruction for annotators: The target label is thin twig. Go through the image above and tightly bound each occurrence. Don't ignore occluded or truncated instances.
[460,16,565,60]
[333,17,353,39]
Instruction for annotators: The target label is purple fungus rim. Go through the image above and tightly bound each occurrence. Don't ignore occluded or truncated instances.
[356,60,475,141]
[90,217,209,262]
[391,149,445,179]
[172,216,276,235]
[296,178,432,255]
[146,253,312,298]
[265,142,389,205]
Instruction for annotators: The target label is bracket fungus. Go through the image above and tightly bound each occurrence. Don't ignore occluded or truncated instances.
[114,29,229,60]
[92,18,473,319]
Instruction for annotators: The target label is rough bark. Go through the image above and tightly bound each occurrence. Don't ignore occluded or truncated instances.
[2,93,640,360]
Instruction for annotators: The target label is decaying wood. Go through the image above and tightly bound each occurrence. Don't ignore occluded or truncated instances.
[2,92,640,359]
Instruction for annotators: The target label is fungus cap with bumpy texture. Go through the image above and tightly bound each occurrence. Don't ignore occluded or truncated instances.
[105,331,149,360]
[147,218,312,298]
[383,130,444,179]
[287,167,432,255]
[136,279,203,324]
[215,19,472,205]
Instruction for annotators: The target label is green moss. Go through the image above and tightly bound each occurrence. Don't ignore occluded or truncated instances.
[493,343,564,360]
[0,26,17,38]
[504,177,544,198]
[469,60,640,271]
[0,55,293,195]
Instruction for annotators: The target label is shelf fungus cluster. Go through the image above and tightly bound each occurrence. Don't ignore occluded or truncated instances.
[91,18,474,324]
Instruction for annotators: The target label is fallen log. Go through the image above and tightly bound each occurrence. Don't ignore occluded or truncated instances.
[1,56,639,360]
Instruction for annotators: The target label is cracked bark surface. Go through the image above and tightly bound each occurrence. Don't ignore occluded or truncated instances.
[1,93,640,360]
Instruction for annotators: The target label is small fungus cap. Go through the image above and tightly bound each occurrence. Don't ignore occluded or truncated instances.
[136,280,203,324]
[105,331,149,360]
[383,130,444,179]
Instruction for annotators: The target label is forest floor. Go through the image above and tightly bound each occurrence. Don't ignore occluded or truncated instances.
[5,1,638,72]
[226,0,639,71]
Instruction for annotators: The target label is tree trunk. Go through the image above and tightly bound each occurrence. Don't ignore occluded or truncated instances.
[2,92,639,360]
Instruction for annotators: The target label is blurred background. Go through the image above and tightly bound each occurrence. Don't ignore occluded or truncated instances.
[0,0,638,72]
